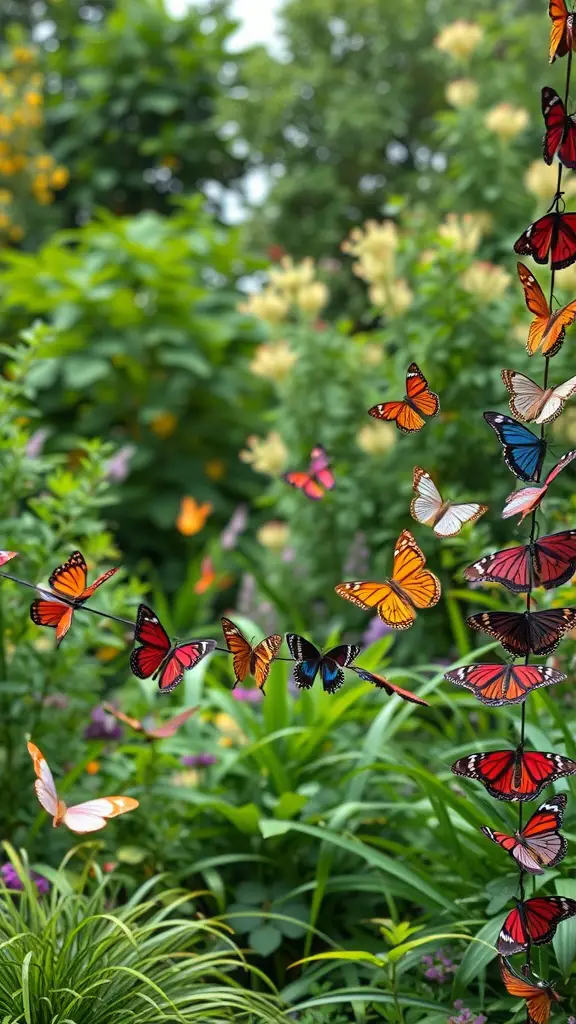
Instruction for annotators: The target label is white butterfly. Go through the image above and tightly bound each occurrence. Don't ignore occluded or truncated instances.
[411,467,488,537]
[28,741,139,833]
[501,369,576,425]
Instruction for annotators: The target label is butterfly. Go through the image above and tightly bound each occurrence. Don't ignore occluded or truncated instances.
[542,86,576,168]
[27,740,138,833]
[285,634,360,693]
[514,211,576,271]
[502,449,576,523]
[464,530,576,592]
[445,663,566,707]
[368,363,440,433]
[0,551,17,567]
[335,529,441,630]
[483,412,546,482]
[351,666,430,706]
[29,550,118,646]
[221,617,282,691]
[130,604,216,693]
[502,368,576,424]
[500,958,560,1024]
[482,795,567,874]
[517,263,576,358]
[451,746,576,801]
[410,467,487,537]
[102,703,199,740]
[283,445,335,500]
[549,0,576,62]
[497,895,576,954]
[467,608,576,657]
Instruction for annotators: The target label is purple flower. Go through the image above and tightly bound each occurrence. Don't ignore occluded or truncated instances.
[105,445,135,483]
[232,687,263,703]
[180,753,217,767]
[421,948,457,985]
[448,1002,486,1024]
[84,705,123,741]
[220,505,248,551]
[1,863,49,894]
[362,616,393,647]
[25,428,49,458]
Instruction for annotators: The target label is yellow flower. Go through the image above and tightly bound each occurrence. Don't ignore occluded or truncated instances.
[249,339,298,382]
[176,496,213,536]
[257,520,289,551]
[460,261,511,301]
[204,458,225,480]
[150,411,177,438]
[434,20,484,59]
[86,760,100,776]
[269,255,316,294]
[214,712,247,746]
[33,172,50,191]
[445,79,479,108]
[296,281,329,316]
[171,769,200,787]
[51,166,69,190]
[357,422,397,455]
[484,103,529,140]
[35,153,54,170]
[0,213,10,230]
[0,189,12,204]
[239,430,288,476]
[25,90,42,108]
[369,278,413,315]
[96,645,120,663]
[12,45,35,63]
[524,159,576,201]
[0,115,13,135]
[342,220,399,282]
[360,343,384,367]
[238,286,290,325]
[437,212,487,253]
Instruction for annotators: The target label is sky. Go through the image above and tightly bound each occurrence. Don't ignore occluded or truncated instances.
[165,0,282,50]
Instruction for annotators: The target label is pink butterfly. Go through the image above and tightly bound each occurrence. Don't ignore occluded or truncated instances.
[102,703,198,740]
[283,445,335,500]
[0,551,17,567]
[28,741,138,833]
[502,449,576,523]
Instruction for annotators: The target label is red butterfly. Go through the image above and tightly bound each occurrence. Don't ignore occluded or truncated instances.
[445,663,565,707]
[502,449,576,523]
[497,895,576,954]
[467,608,576,657]
[283,445,335,500]
[549,0,576,63]
[500,957,560,1024]
[482,795,567,874]
[514,211,576,271]
[542,87,576,168]
[368,362,440,433]
[451,746,576,801]
[30,550,118,646]
[464,530,576,592]
[102,703,198,740]
[351,667,429,706]
[130,604,216,693]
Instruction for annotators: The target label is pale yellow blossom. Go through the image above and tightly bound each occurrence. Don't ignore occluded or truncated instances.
[239,430,288,476]
[214,712,247,746]
[524,159,576,201]
[342,220,399,282]
[357,422,397,455]
[269,255,316,294]
[250,339,298,383]
[484,103,529,140]
[296,280,329,316]
[238,287,289,325]
[437,212,488,253]
[434,20,484,59]
[369,278,413,315]
[445,79,479,108]
[460,261,511,301]
[360,343,384,367]
[257,520,289,551]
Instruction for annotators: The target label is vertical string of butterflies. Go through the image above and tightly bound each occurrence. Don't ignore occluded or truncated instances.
[447,7,576,1019]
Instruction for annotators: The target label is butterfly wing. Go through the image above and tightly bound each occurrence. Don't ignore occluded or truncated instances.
[499,897,576,954]
[156,640,217,693]
[221,617,253,684]
[445,664,565,706]
[519,794,568,870]
[130,604,171,679]
[483,412,546,481]
[368,399,425,433]
[537,375,576,423]
[467,611,530,655]
[452,748,576,801]
[27,741,59,817]
[464,543,532,592]
[542,87,566,163]
[49,551,88,599]
[501,958,556,1024]
[319,643,361,694]
[63,796,139,834]
[283,470,325,500]
[392,529,441,611]
[352,667,429,706]
[502,483,547,523]
[101,704,143,733]
[310,445,335,490]
[251,634,283,690]
[534,529,576,588]
[543,447,576,486]
[514,214,556,265]
[0,551,17,566]
[82,567,119,599]
[335,579,414,628]
[516,263,573,357]
[286,633,322,689]
[559,114,576,168]
[410,467,443,526]
[549,0,570,60]
[435,502,488,537]
[501,369,547,422]
[145,707,199,739]
[528,608,576,654]
[405,363,440,417]
[553,212,576,269]
[30,599,74,645]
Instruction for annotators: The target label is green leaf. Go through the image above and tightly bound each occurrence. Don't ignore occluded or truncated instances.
[249,924,283,956]
[117,845,148,865]
[453,917,499,990]
[554,878,576,978]
[236,881,266,905]
[291,950,384,969]
[275,792,308,820]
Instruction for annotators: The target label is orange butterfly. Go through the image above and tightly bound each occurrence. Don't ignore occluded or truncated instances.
[368,363,439,433]
[335,530,441,629]
[102,704,198,740]
[221,617,282,691]
[500,957,560,1024]
[517,262,576,357]
[30,551,119,645]
[549,0,576,62]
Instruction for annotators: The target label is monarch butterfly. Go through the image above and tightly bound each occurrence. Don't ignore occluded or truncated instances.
[483,412,546,482]
[445,663,565,706]
[549,0,576,62]
[502,449,576,522]
[368,363,440,433]
[410,467,487,537]
[481,795,567,874]
[516,262,576,358]
[102,703,199,740]
[464,530,576,592]
[221,617,282,691]
[500,957,560,1024]
[514,211,576,271]
[335,529,441,629]
[285,634,360,693]
[467,608,576,657]
[130,604,216,693]
[283,445,335,500]
[501,368,576,424]
[451,746,576,801]
[498,895,576,954]
[542,86,576,167]
[27,741,138,833]
[30,550,119,646]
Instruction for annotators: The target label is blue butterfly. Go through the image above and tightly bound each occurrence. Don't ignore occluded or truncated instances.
[286,634,360,693]
[484,412,546,482]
